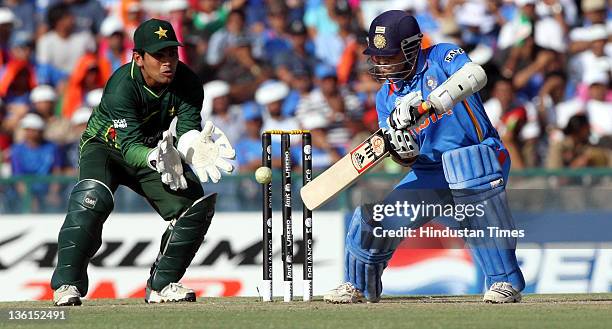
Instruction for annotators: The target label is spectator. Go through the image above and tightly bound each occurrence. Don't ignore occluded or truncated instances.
[3,0,37,36]
[556,69,612,141]
[163,0,191,63]
[535,72,567,134]
[64,0,106,34]
[313,0,355,67]
[203,80,244,145]
[282,64,313,117]
[257,3,292,65]
[63,107,92,175]
[484,78,528,169]
[337,30,368,86]
[303,0,339,38]
[8,30,34,63]
[580,0,607,25]
[571,25,612,100]
[85,88,103,108]
[99,15,131,72]
[255,80,300,151]
[583,70,612,142]
[61,52,111,119]
[10,113,63,212]
[27,85,73,145]
[118,0,143,40]
[0,7,15,67]
[206,9,250,66]
[36,3,95,81]
[0,99,10,176]
[295,63,361,152]
[235,102,264,172]
[511,17,565,100]
[546,114,610,168]
[191,0,233,37]
[0,58,36,104]
[273,19,317,85]
[216,35,270,103]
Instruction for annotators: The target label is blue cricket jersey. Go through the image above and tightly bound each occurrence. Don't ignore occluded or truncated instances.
[376,43,505,171]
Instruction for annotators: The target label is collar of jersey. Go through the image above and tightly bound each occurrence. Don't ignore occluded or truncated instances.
[130,60,168,98]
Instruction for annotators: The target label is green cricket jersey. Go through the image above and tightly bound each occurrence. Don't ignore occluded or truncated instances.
[82,60,203,168]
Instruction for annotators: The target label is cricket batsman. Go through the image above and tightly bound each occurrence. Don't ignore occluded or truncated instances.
[324,10,525,303]
[51,19,236,306]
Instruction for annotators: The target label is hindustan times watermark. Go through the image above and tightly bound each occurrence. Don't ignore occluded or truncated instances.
[372,226,525,239]
[372,201,486,222]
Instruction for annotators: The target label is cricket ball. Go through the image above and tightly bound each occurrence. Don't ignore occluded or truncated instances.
[255,166,272,184]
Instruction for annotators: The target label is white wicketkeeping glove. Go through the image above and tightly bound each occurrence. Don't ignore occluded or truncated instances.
[383,127,420,165]
[387,91,423,130]
[147,130,188,191]
[177,121,236,183]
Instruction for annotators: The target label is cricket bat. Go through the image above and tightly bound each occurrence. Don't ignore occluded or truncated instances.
[300,102,434,211]
[299,61,489,210]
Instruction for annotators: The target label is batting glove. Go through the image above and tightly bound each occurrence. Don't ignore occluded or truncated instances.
[177,121,236,183]
[383,127,420,165]
[147,130,188,191]
[387,91,423,130]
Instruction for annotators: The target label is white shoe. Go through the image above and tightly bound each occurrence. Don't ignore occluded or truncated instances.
[145,283,196,303]
[323,282,367,304]
[483,282,522,303]
[53,285,82,306]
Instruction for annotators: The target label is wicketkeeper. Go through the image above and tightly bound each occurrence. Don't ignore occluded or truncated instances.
[51,19,236,306]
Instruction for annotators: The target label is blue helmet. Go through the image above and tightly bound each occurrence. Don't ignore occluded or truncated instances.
[364,10,423,83]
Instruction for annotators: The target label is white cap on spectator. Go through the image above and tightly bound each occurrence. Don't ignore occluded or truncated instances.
[570,24,608,42]
[30,85,57,103]
[556,99,584,129]
[469,44,493,65]
[515,0,536,7]
[20,113,45,130]
[456,2,495,33]
[127,2,141,12]
[71,107,93,125]
[583,68,610,86]
[534,18,566,52]
[586,24,608,41]
[301,112,329,130]
[204,80,230,100]
[164,0,189,12]
[581,0,606,12]
[201,80,230,119]
[86,88,104,108]
[255,81,290,106]
[0,8,15,25]
[498,19,532,50]
[100,16,124,37]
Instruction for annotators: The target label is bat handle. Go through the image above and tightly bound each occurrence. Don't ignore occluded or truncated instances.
[417,101,432,116]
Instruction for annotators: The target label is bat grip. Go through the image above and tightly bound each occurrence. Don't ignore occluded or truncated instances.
[417,101,432,116]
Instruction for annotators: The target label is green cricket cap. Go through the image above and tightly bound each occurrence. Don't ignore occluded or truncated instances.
[133,18,182,53]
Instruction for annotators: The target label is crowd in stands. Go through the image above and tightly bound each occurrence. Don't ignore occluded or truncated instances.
[0,0,611,208]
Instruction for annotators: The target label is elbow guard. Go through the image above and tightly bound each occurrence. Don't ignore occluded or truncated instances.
[427,62,487,113]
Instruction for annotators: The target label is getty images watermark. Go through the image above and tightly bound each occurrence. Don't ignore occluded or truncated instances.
[370,201,525,239]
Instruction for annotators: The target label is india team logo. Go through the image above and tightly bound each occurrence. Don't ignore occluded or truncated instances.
[426,76,438,91]
[373,34,386,49]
